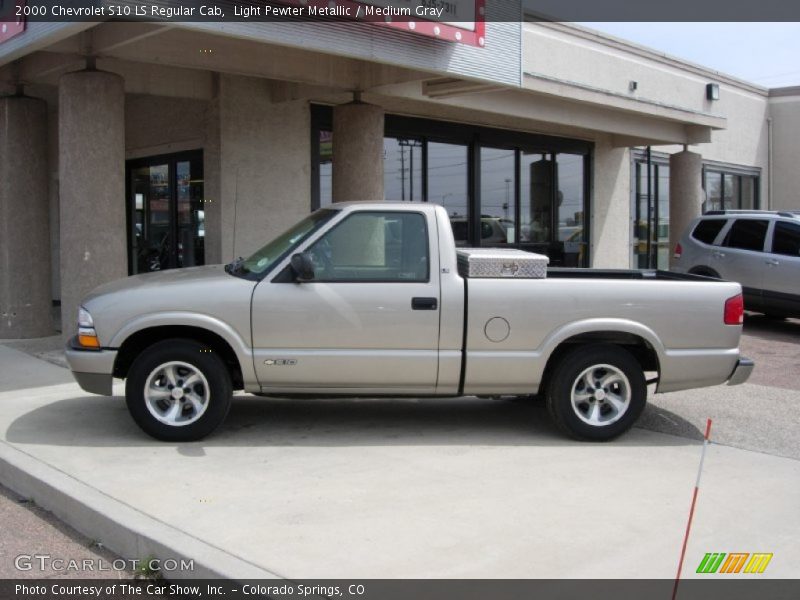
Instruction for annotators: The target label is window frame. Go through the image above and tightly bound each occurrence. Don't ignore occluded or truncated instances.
[304,210,432,284]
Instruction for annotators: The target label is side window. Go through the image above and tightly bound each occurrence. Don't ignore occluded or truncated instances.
[722,219,768,252]
[772,221,800,257]
[307,212,429,282]
[691,219,727,245]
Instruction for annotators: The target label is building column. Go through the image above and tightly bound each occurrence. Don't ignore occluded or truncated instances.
[0,94,52,338]
[669,148,704,269]
[59,69,126,340]
[332,100,384,202]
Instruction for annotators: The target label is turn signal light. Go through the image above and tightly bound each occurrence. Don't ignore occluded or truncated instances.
[724,294,744,325]
[78,327,100,348]
[673,243,683,259]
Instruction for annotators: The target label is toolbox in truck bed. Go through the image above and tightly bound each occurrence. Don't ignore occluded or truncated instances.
[456,248,549,279]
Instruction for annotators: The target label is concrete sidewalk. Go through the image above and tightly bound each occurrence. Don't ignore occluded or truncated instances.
[0,344,798,579]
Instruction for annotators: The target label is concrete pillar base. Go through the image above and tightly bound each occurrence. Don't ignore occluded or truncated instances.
[332,101,384,202]
[669,149,704,269]
[0,95,52,338]
[59,70,126,340]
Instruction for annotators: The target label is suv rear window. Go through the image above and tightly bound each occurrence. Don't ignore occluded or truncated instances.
[773,221,800,256]
[723,219,768,252]
[691,219,726,244]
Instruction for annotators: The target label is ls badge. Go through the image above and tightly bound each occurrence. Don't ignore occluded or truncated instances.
[264,359,297,366]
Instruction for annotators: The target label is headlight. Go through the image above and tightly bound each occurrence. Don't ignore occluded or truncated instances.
[78,307,94,328]
[77,307,100,348]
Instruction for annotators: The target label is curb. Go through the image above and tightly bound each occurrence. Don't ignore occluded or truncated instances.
[0,439,284,581]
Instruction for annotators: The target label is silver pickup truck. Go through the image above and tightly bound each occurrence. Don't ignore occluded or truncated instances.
[66,202,753,442]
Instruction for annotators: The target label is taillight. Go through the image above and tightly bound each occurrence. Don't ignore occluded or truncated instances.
[673,243,683,259]
[724,294,744,325]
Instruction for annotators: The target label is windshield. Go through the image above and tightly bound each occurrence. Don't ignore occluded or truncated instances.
[229,209,338,277]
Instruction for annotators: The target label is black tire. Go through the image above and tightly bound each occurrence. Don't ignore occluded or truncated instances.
[689,267,721,279]
[125,338,232,441]
[546,344,647,441]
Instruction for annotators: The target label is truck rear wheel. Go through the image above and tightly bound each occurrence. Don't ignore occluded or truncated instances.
[125,339,232,442]
[546,344,646,441]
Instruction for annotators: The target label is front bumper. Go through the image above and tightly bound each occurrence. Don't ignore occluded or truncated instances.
[64,337,118,396]
[727,357,755,386]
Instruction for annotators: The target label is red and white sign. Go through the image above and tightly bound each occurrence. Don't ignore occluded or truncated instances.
[283,0,486,47]
[0,0,26,44]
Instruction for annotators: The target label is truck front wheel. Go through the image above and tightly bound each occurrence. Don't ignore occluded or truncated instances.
[546,344,646,441]
[125,339,232,441]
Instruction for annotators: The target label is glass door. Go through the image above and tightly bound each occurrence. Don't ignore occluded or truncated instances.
[520,151,588,266]
[127,151,205,274]
[633,158,670,269]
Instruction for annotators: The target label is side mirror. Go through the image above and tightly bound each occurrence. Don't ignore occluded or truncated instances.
[290,252,315,282]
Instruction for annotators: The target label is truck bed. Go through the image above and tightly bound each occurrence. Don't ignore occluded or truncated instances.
[546,268,717,281]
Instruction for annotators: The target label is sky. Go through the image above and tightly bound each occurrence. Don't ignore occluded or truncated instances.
[578,22,800,88]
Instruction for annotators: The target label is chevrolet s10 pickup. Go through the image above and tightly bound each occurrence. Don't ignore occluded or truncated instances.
[65,203,753,441]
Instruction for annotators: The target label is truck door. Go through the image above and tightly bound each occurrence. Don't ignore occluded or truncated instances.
[251,210,441,393]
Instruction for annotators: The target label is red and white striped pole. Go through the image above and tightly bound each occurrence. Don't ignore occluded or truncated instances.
[672,418,713,600]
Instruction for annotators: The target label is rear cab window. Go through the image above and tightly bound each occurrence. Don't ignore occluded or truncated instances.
[722,219,769,252]
[691,219,727,244]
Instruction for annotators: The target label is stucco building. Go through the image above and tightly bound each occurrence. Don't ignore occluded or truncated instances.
[1,14,798,339]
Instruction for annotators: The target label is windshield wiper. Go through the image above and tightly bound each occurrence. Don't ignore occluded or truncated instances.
[224,256,246,275]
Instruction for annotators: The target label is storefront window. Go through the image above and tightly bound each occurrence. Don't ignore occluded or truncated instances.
[310,106,592,265]
[480,147,516,245]
[556,153,587,266]
[704,169,759,211]
[706,171,723,212]
[741,176,756,209]
[427,142,469,245]
[384,137,423,201]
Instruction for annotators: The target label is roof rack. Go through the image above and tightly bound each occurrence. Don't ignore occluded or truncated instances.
[703,210,800,218]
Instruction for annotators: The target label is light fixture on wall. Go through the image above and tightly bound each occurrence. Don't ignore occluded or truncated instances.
[706,83,720,101]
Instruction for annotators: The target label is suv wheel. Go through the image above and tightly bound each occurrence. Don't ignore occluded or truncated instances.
[126,339,232,441]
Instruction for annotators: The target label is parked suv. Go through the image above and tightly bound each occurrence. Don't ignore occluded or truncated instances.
[672,210,800,317]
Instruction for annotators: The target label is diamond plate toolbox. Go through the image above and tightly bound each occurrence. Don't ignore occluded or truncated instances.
[456,248,549,279]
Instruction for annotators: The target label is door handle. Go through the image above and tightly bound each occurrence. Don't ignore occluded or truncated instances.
[411,297,438,310]
[712,251,726,258]
[766,259,780,266]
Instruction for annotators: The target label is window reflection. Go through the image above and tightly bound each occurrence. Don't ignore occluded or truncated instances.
[128,154,204,274]
[520,152,554,244]
[480,147,516,245]
[632,159,669,269]
[427,142,469,245]
[556,154,586,267]
[312,112,591,266]
[384,137,422,201]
